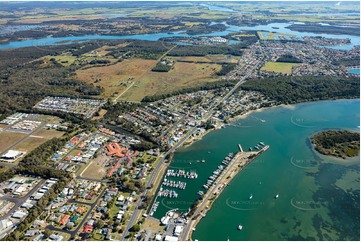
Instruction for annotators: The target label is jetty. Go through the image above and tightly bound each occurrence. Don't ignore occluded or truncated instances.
[180,144,270,240]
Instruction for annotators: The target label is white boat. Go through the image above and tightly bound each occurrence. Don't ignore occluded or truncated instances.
[238,224,243,230]
[275,194,279,199]
[249,194,253,200]
[201,159,205,163]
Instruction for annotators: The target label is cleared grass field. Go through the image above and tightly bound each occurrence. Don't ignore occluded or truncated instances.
[0,131,28,153]
[261,62,299,75]
[8,129,63,153]
[76,58,157,99]
[120,61,222,102]
[81,161,106,180]
[12,136,47,153]
[32,129,64,139]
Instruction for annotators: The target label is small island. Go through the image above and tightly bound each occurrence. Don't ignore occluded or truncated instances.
[311,130,360,159]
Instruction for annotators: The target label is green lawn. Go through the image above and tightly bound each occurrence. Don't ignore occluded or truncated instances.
[261,62,299,74]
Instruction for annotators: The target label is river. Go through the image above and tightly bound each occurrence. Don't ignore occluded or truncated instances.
[0,21,359,50]
[152,99,359,241]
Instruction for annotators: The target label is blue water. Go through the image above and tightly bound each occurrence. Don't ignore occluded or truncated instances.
[348,68,360,75]
[0,22,359,51]
[187,99,360,241]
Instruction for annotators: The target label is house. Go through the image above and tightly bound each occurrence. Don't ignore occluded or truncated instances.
[69,204,78,212]
[92,212,102,219]
[59,214,70,225]
[21,202,34,209]
[33,234,44,241]
[107,190,117,197]
[58,205,69,213]
[118,195,124,202]
[12,210,27,219]
[33,219,46,228]
[49,234,64,241]
[25,230,38,237]
[66,221,75,228]
[87,219,95,226]
[77,206,86,214]
[83,224,94,233]
[33,193,44,201]
[70,215,79,223]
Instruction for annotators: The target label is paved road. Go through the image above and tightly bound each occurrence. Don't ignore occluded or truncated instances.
[70,188,106,240]
[0,179,46,220]
[45,188,106,240]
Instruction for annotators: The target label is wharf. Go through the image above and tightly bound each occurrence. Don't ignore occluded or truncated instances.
[180,144,270,241]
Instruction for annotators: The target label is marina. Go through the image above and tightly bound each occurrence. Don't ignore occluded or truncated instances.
[182,144,270,240]
[162,179,187,190]
[166,169,198,179]
[157,188,179,199]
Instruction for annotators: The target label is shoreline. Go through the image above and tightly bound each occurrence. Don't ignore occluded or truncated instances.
[181,98,359,153]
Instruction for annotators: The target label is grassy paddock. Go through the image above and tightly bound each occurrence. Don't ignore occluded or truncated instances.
[120,61,222,102]
[261,62,299,74]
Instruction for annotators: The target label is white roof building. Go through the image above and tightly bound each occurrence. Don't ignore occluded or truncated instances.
[12,210,27,219]
[164,235,178,241]
[1,150,23,160]
[173,226,183,237]
[0,219,13,230]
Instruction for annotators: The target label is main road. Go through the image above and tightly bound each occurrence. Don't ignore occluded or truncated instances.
[121,57,263,240]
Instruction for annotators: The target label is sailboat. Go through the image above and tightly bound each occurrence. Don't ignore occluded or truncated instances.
[238,224,243,230]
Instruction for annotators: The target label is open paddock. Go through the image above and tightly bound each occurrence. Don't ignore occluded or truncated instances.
[120,61,222,102]
[31,129,64,139]
[0,128,63,155]
[0,131,28,153]
[81,160,107,180]
[12,136,48,153]
[76,58,157,99]
[261,62,299,75]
